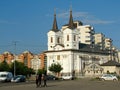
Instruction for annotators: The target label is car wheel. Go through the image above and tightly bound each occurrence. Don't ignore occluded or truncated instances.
[53,78,55,80]
[113,79,117,81]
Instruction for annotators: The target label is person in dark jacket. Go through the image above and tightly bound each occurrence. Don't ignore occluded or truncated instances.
[36,74,39,87]
[38,73,42,87]
[43,71,47,87]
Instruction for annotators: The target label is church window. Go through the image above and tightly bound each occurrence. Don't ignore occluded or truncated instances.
[57,37,60,43]
[51,37,53,43]
[57,55,60,60]
[74,35,76,41]
[67,35,69,41]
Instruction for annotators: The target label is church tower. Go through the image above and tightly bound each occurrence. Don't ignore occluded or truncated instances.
[63,9,79,49]
[47,11,62,50]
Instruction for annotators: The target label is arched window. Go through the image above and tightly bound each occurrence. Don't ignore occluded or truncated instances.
[51,37,53,43]
[67,35,69,41]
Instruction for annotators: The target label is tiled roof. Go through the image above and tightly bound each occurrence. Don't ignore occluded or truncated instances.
[79,43,109,54]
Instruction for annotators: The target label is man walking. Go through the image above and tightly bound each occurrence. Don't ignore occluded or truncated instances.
[38,73,42,87]
[43,71,47,87]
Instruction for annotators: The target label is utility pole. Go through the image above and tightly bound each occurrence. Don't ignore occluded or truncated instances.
[13,41,18,77]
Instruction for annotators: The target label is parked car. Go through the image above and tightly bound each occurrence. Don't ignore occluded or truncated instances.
[62,75,73,80]
[11,75,26,83]
[47,75,58,80]
[100,74,118,81]
[0,71,13,82]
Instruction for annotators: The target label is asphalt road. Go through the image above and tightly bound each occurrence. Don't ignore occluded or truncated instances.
[0,79,120,90]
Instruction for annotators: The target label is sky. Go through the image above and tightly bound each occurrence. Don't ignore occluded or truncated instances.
[0,0,120,54]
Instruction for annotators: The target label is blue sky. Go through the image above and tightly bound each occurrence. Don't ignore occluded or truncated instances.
[0,0,120,54]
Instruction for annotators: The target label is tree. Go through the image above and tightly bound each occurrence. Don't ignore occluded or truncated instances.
[10,61,35,77]
[49,63,63,77]
[37,68,46,74]
[0,60,10,71]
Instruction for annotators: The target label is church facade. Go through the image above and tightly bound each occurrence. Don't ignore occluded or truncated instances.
[45,10,110,77]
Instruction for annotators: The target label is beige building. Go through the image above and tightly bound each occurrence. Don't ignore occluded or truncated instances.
[77,25,94,45]
[94,33,105,49]
[101,60,120,75]
[104,38,112,50]
[84,63,103,77]
[31,55,41,72]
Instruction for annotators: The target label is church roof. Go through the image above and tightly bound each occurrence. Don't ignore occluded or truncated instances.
[51,12,59,32]
[68,9,75,29]
[78,43,109,54]
[101,60,120,67]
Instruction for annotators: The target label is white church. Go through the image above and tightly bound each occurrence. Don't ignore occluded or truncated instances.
[45,9,110,77]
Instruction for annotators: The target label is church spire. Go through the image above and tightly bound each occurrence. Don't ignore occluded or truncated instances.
[52,9,59,32]
[68,7,74,29]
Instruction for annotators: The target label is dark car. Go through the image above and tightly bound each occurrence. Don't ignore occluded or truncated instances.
[47,75,58,80]
[11,75,26,83]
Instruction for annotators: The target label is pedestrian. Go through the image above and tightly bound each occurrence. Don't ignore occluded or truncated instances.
[35,74,39,87]
[43,71,47,87]
[38,73,42,87]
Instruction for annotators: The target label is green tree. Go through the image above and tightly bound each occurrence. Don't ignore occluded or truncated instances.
[37,68,46,74]
[10,61,35,76]
[0,60,10,71]
[49,63,63,77]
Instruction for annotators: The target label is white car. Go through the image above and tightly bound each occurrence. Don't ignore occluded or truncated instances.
[0,71,13,82]
[62,75,73,80]
[100,74,118,81]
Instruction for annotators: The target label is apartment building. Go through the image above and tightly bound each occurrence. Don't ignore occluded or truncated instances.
[94,33,105,49]
[31,55,41,72]
[0,51,14,64]
[104,38,112,50]
[18,51,34,68]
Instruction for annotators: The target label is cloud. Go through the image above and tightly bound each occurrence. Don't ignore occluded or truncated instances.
[0,20,17,24]
[57,11,115,25]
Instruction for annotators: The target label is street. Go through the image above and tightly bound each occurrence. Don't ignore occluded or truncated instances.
[0,79,120,90]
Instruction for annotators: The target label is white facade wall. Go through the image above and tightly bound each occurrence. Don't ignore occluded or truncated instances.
[47,51,73,74]
[48,31,62,50]
[62,28,79,49]
[46,50,109,76]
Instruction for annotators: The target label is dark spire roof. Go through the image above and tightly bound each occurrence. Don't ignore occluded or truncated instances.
[51,10,59,32]
[68,9,74,29]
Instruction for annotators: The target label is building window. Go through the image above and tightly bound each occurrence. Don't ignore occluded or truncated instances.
[57,37,60,43]
[51,37,53,43]
[74,35,76,41]
[57,55,60,60]
[67,35,69,41]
